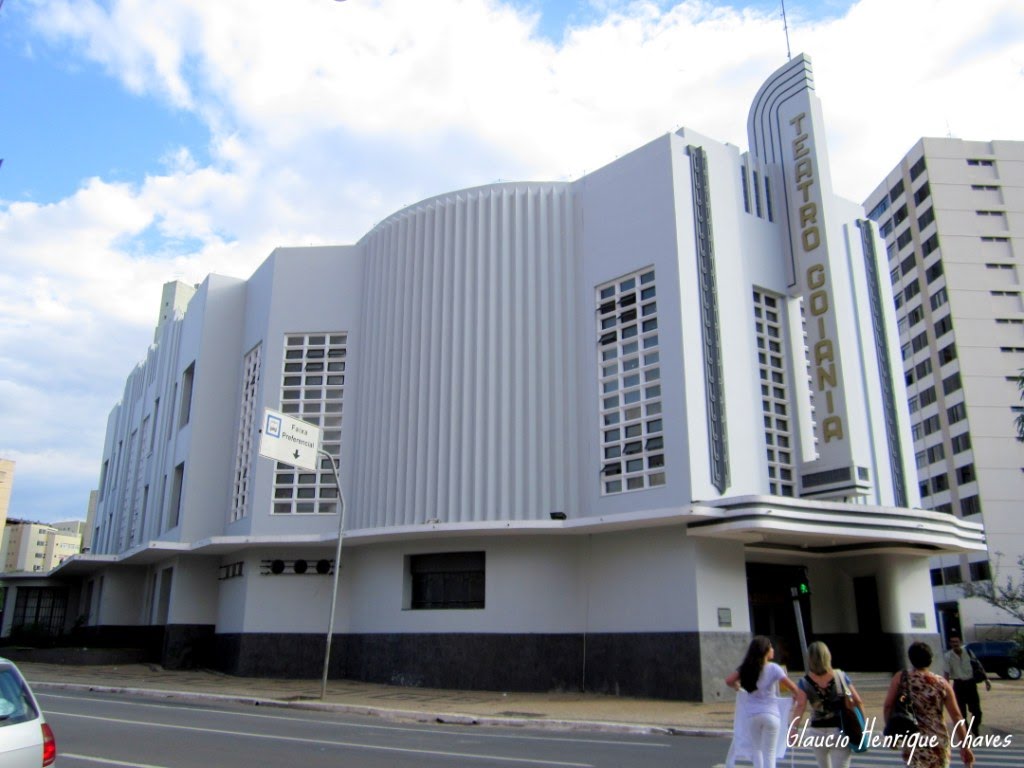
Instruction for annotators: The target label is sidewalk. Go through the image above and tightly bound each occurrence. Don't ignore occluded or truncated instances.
[18,662,1024,737]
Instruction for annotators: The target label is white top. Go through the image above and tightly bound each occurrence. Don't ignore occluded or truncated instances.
[744,661,787,717]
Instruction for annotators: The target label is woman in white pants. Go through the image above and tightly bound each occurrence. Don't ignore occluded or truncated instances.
[726,636,805,768]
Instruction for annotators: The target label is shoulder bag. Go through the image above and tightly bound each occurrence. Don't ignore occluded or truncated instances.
[834,669,868,753]
[968,651,987,684]
[883,670,919,737]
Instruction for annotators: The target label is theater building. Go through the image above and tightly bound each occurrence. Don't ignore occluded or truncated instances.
[46,55,983,701]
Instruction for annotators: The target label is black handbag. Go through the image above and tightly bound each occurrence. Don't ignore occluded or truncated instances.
[883,670,919,737]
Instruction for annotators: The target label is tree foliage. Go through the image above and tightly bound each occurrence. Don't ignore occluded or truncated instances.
[962,554,1024,625]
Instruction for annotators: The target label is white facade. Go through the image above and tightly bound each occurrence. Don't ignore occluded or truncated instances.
[863,138,1024,641]
[40,55,985,700]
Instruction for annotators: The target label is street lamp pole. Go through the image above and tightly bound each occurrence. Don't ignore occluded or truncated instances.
[319,449,347,700]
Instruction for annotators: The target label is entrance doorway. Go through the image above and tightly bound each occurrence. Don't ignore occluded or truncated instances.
[936,601,961,646]
[746,562,811,670]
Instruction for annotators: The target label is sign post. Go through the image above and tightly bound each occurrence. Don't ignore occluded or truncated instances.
[258,408,345,699]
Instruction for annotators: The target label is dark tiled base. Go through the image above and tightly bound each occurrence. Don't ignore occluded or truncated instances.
[211,631,707,700]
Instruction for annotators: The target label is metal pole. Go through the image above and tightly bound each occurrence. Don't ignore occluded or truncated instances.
[791,587,809,671]
[320,449,346,700]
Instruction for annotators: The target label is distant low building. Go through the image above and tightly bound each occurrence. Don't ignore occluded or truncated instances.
[1,519,84,574]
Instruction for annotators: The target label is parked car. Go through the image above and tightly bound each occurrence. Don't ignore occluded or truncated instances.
[0,657,57,767]
[966,640,1023,680]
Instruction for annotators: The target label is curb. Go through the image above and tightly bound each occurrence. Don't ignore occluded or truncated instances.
[29,680,730,738]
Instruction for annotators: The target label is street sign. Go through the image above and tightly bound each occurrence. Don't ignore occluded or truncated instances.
[258,408,322,471]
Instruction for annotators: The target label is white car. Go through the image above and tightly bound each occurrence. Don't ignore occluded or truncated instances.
[0,657,56,767]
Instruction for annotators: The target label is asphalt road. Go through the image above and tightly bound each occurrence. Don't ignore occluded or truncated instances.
[38,688,730,768]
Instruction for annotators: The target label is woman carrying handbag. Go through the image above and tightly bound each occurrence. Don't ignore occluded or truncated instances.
[789,641,866,768]
[883,642,975,768]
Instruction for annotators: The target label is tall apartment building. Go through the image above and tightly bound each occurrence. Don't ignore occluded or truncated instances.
[0,458,14,532]
[863,139,1024,641]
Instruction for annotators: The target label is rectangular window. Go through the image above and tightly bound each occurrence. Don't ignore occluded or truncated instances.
[900,254,916,277]
[896,229,913,250]
[919,386,937,407]
[179,363,196,428]
[754,289,794,497]
[951,433,971,454]
[913,182,931,205]
[909,157,926,180]
[408,552,485,610]
[231,344,263,522]
[925,262,944,283]
[917,207,935,231]
[938,343,957,365]
[597,269,664,495]
[967,159,994,167]
[273,333,348,514]
[942,372,962,396]
[961,495,981,516]
[942,565,962,585]
[168,462,185,530]
[922,234,940,256]
[934,315,953,337]
[947,402,967,424]
[969,561,991,582]
[868,197,890,221]
[956,464,975,484]
[930,288,948,311]
[889,179,905,202]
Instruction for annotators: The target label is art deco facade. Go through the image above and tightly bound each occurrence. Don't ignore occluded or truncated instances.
[863,139,1024,641]
[15,56,984,701]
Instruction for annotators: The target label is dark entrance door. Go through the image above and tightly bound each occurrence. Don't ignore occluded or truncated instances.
[853,575,882,634]
[746,563,811,670]
[936,601,961,645]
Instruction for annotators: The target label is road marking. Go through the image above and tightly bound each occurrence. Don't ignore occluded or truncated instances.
[60,755,172,768]
[51,711,595,767]
[40,692,668,748]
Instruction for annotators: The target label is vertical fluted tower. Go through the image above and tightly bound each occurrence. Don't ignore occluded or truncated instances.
[348,183,578,528]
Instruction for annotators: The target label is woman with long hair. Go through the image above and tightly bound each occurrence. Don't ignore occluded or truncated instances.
[726,636,805,768]
[790,641,865,768]
[883,641,975,768]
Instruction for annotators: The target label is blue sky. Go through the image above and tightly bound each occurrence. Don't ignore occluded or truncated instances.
[1,0,1022,525]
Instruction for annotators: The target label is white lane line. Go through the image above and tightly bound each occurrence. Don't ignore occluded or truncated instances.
[39,693,668,748]
[60,755,172,768]
[52,711,595,767]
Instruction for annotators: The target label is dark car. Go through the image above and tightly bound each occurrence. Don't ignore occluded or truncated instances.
[966,640,1022,680]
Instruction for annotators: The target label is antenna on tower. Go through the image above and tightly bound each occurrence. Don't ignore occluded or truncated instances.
[781,0,792,61]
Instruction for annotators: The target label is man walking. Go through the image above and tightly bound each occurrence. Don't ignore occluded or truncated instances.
[944,634,990,735]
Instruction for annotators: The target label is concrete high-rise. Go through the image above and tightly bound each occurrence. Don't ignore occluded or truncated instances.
[863,139,1024,641]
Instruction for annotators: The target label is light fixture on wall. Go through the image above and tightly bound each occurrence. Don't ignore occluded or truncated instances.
[550,511,567,520]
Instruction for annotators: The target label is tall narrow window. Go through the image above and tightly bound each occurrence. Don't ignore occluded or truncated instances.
[754,289,794,496]
[597,269,664,495]
[232,344,263,522]
[167,463,185,531]
[273,333,347,513]
[178,363,195,428]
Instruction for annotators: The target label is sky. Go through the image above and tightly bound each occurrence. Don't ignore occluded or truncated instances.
[1,0,1022,525]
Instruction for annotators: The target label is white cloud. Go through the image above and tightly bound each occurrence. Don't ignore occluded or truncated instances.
[5,0,1024,521]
